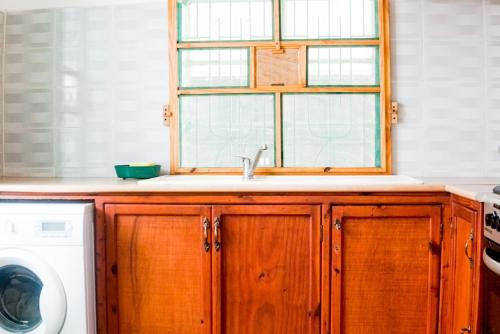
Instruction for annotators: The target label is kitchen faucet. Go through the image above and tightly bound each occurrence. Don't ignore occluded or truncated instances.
[237,144,268,180]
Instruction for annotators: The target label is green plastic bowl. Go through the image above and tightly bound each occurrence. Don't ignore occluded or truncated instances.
[114,165,161,180]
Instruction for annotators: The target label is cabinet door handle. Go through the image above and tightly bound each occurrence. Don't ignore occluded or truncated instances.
[334,219,342,230]
[465,229,474,268]
[214,217,221,252]
[202,218,210,252]
[460,326,471,333]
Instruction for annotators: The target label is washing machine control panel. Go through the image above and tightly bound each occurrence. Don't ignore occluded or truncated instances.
[0,214,84,245]
[39,221,73,237]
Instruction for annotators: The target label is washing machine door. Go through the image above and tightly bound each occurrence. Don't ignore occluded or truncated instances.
[0,249,67,334]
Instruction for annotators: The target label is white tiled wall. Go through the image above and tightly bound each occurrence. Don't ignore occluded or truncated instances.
[0,12,4,177]
[392,0,500,177]
[1,2,169,177]
[0,0,499,177]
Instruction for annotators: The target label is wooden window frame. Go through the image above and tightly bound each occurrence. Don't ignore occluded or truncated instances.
[168,0,392,175]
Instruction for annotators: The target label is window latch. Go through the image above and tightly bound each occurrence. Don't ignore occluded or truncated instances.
[391,102,399,124]
[163,104,173,127]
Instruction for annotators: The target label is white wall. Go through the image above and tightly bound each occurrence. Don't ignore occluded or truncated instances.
[1,2,169,177]
[391,0,500,177]
[0,0,160,11]
[1,0,499,177]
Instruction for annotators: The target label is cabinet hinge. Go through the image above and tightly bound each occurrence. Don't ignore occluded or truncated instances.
[320,224,323,243]
[440,223,444,242]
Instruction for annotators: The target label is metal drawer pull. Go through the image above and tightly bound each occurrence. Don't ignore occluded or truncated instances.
[465,229,474,268]
[202,218,210,252]
[214,217,221,252]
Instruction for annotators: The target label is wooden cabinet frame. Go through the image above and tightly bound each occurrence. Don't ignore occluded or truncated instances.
[442,195,484,334]
[0,191,451,334]
[168,0,393,175]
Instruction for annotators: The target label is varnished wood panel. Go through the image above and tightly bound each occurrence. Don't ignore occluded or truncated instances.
[0,192,451,334]
[105,204,212,334]
[439,202,453,334]
[212,205,321,334]
[448,199,483,334]
[451,209,475,333]
[331,205,441,334]
[256,48,300,87]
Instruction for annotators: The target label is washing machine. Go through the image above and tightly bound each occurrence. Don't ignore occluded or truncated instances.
[0,202,95,334]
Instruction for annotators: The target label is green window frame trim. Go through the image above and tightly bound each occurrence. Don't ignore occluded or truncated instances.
[280,0,380,41]
[178,48,251,89]
[281,92,381,168]
[306,45,380,87]
[177,0,275,42]
[179,94,277,168]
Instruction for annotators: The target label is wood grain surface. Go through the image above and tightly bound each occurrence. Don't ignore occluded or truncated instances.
[105,205,212,334]
[212,205,321,334]
[331,205,441,334]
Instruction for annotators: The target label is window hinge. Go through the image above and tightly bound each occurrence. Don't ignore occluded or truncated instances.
[391,102,399,124]
[163,104,173,127]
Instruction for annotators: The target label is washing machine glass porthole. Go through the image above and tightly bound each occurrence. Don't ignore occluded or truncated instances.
[0,265,43,333]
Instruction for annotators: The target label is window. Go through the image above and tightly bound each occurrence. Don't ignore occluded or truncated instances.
[169,0,391,174]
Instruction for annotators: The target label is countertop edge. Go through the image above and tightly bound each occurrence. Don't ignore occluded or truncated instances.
[0,177,496,202]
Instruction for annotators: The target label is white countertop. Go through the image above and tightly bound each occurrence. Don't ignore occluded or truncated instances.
[0,176,497,202]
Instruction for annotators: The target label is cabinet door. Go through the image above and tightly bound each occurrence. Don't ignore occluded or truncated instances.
[105,204,212,334]
[450,202,478,334]
[212,205,321,334]
[331,205,441,334]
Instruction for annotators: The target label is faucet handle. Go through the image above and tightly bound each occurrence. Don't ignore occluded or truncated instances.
[236,156,252,170]
[236,155,251,162]
[260,144,268,151]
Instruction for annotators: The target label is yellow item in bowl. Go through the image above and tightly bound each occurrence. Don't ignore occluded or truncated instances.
[129,162,157,167]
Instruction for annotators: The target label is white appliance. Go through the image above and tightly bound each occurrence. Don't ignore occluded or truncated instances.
[483,192,500,334]
[0,202,95,334]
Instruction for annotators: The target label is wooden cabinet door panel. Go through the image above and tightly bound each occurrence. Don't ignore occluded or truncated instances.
[212,205,321,334]
[105,204,212,334]
[450,202,477,334]
[331,205,441,334]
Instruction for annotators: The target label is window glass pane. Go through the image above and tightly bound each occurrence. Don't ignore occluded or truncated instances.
[178,0,273,41]
[308,46,379,86]
[180,48,249,88]
[180,94,275,167]
[282,93,380,167]
[281,0,378,40]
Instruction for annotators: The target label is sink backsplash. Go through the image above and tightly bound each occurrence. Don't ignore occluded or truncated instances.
[0,0,499,178]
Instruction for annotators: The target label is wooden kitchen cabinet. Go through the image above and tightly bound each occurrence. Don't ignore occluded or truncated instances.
[330,205,442,334]
[104,203,322,334]
[212,205,321,334]
[447,198,482,334]
[104,204,212,334]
